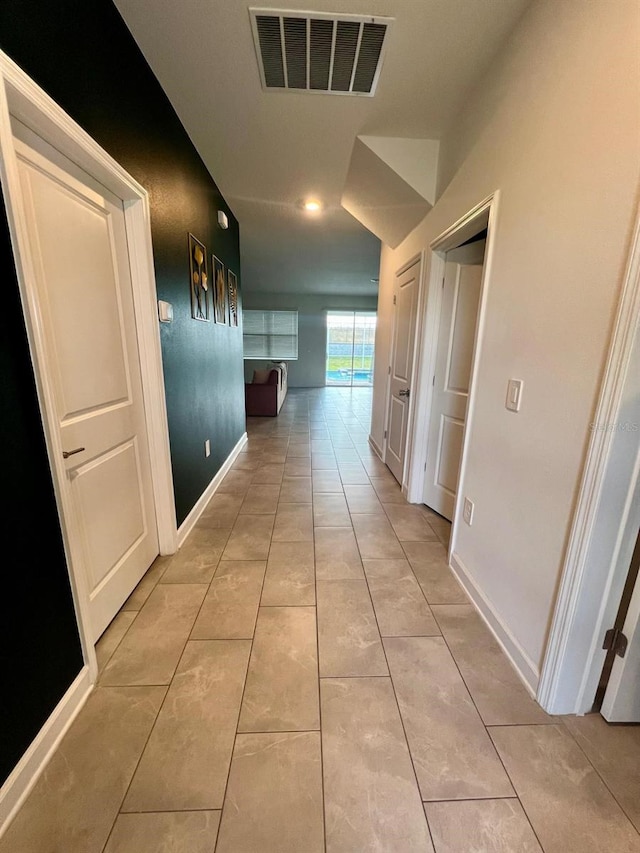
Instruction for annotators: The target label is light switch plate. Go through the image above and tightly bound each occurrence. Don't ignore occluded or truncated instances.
[158,300,173,323]
[204,439,211,458]
[506,379,523,412]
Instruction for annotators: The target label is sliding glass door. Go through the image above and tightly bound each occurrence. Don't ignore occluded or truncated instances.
[325,311,376,386]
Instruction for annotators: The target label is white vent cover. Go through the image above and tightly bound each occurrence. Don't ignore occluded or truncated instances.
[250,8,393,96]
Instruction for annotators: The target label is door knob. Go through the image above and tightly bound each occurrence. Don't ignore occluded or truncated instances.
[62,447,85,459]
[398,389,410,398]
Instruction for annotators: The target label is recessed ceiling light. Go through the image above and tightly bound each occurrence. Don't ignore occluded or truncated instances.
[303,199,322,212]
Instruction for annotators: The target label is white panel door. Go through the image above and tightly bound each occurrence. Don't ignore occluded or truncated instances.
[601,529,640,722]
[385,258,420,484]
[423,241,485,519]
[15,125,159,642]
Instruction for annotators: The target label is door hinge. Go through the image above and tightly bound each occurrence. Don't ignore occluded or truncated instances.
[393,294,397,305]
[432,375,435,386]
[442,277,445,288]
[384,429,388,438]
[388,365,391,375]
[603,627,628,658]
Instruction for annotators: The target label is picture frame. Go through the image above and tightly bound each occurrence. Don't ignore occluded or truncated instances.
[227,269,239,327]
[188,234,209,321]
[212,254,227,324]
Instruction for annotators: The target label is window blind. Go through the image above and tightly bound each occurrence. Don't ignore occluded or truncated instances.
[243,309,298,360]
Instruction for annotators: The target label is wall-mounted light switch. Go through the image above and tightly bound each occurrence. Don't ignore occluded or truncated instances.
[506,379,523,412]
[204,439,211,458]
[158,300,173,323]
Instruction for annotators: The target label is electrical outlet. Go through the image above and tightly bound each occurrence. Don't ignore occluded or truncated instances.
[463,497,474,526]
[204,439,211,458]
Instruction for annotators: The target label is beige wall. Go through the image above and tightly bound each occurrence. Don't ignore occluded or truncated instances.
[371,0,640,682]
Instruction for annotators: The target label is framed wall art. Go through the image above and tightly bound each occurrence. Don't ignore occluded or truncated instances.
[188,234,209,321]
[212,255,227,324]
[227,270,238,327]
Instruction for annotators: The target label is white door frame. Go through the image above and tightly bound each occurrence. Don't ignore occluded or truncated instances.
[381,252,424,488]
[537,204,640,715]
[405,192,499,540]
[0,50,177,682]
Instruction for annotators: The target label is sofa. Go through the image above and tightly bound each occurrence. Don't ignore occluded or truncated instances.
[244,361,288,416]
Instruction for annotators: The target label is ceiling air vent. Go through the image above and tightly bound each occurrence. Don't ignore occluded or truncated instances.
[250,8,393,96]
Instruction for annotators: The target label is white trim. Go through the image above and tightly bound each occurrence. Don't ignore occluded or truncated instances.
[447,198,498,556]
[0,667,92,838]
[368,434,383,459]
[538,205,640,714]
[600,456,640,719]
[123,199,177,556]
[177,432,248,545]
[0,51,177,669]
[406,192,498,519]
[450,551,539,695]
[405,250,444,502]
[382,252,423,484]
[399,251,427,489]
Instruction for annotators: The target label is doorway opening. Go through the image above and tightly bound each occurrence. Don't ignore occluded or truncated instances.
[594,526,640,717]
[422,232,486,520]
[325,311,376,386]
[404,194,497,532]
[383,257,421,485]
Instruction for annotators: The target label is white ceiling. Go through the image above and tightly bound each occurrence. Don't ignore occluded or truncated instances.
[114,0,531,296]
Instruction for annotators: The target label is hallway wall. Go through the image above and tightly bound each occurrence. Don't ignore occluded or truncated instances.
[0,0,245,785]
[243,292,378,388]
[371,0,640,686]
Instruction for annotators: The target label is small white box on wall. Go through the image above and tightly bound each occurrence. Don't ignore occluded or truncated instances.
[158,300,173,322]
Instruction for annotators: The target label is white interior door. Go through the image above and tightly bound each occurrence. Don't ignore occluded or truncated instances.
[601,527,640,722]
[385,258,420,484]
[423,240,485,520]
[14,122,159,642]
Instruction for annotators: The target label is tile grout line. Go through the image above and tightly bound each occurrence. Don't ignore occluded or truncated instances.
[349,496,437,849]
[290,399,331,849]
[97,554,175,677]
[96,609,141,678]
[310,419,329,853]
[102,495,254,849]
[398,538,466,608]
[98,683,170,853]
[98,530,238,852]
[94,392,464,850]
[213,459,273,853]
[431,613,547,851]
[545,719,640,835]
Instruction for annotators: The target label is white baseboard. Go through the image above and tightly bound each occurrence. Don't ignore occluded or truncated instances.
[177,432,248,546]
[449,551,540,696]
[368,435,383,459]
[0,666,92,838]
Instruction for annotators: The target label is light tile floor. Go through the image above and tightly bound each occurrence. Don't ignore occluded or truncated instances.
[3,387,640,852]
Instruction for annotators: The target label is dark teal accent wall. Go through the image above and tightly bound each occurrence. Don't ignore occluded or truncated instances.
[0,0,245,784]
[0,196,84,784]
